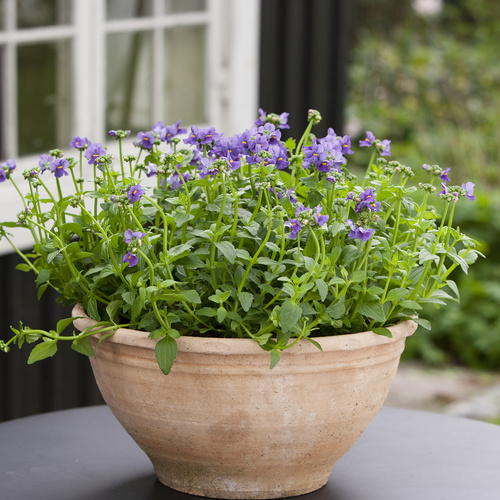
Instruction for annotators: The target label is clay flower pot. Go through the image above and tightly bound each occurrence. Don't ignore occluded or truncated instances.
[73,303,417,499]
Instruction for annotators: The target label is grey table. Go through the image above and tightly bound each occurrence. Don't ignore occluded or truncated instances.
[1,405,499,500]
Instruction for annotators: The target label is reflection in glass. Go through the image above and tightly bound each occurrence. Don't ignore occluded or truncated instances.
[163,0,205,14]
[106,0,152,21]
[17,0,71,29]
[106,32,153,133]
[164,26,206,126]
[17,42,72,156]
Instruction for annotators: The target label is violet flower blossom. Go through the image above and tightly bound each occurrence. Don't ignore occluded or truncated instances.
[137,131,155,150]
[462,182,475,201]
[123,252,138,267]
[70,136,89,150]
[85,143,106,165]
[50,158,70,178]
[359,131,376,147]
[284,218,302,239]
[128,184,144,203]
[346,219,374,241]
[124,229,145,244]
[314,206,329,226]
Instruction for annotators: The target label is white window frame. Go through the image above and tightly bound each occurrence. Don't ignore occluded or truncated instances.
[0,0,260,254]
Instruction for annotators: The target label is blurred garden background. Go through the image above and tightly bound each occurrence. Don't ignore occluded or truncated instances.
[347,0,500,372]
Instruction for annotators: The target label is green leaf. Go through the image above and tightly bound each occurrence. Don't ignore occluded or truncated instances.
[71,336,94,357]
[217,306,227,323]
[215,241,237,265]
[280,300,302,334]
[85,296,100,321]
[27,339,58,364]
[270,349,281,369]
[314,278,328,301]
[413,317,431,330]
[56,317,78,335]
[155,336,178,375]
[36,268,51,286]
[106,300,123,322]
[372,327,393,338]
[182,289,201,304]
[357,303,386,323]
[399,300,423,310]
[386,288,409,303]
[237,291,253,312]
[325,298,345,319]
[196,307,218,317]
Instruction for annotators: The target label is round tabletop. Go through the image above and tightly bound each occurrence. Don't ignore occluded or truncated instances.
[0,405,499,500]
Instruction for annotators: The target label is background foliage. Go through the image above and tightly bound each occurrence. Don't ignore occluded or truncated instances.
[347,0,500,370]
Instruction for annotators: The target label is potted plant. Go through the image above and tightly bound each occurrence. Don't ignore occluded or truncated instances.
[0,109,480,498]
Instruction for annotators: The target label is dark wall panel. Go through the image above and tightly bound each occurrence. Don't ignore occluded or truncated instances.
[259,0,352,136]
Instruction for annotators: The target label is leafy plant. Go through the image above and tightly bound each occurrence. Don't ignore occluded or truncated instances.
[0,109,481,373]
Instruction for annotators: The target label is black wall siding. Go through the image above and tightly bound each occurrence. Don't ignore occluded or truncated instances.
[0,0,351,421]
[0,253,104,422]
[259,0,352,137]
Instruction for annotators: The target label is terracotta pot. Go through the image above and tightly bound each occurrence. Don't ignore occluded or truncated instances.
[73,303,417,499]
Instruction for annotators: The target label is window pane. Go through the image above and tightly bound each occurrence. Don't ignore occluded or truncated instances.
[106,0,152,20]
[163,0,206,14]
[164,26,206,126]
[106,32,153,133]
[17,41,72,156]
[17,0,71,29]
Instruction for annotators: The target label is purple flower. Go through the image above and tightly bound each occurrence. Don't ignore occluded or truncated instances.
[0,169,6,183]
[123,252,138,267]
[359,131,376,147]
[167,171,190,190]
[137,131,155,149]
[127,184,144,203]
[199,157,219,179]
[284,218,302,239]
[346,219,375,241]
[377,139,391,157]
[49,158,70,178]
[85,143,106,165]
[255,108,290,129]
[440,168,451,182]
[38,154,54,172]
[69,136,89,150]
[438,182,449,197]
[314,205,329,226]
[108,130,131,139]
[338,135,354,155]
[124,229,145,244]
[355,188,381,213]
[225,154,242,171]
[184,126,222,147]
[1,159,16,172]
[462,182,475,201]
[146,162,157,177]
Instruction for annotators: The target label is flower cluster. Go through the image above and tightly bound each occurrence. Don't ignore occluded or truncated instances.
[0,110,481,373]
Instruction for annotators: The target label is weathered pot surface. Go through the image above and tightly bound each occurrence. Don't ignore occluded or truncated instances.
[73,303,417,499]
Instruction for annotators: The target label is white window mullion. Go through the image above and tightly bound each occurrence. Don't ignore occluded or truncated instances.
[153,0,165,122]
[3,0,17,159]
[73,0,106,142]
[206,0,260,135]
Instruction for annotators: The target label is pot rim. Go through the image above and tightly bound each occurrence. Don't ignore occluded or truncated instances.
[72,303,417,355]
[72,303,418,354]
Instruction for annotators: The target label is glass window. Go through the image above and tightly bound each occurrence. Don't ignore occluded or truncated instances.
[106,31,153,133]
[164,25,206,125]
[17,41,72,156]
[163,0,206,14]
[107,0,153,21]
[17,0,71,29]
